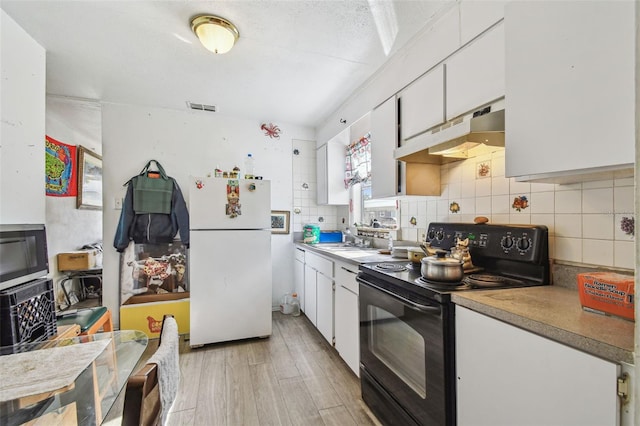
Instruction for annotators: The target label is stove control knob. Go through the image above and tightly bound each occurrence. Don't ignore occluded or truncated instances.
[517,237,532,252]
[427,229,436,240]
[501,235,514,250]
[435,230,445,241]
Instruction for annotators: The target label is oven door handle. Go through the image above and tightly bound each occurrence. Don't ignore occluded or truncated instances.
[360,279,441,315]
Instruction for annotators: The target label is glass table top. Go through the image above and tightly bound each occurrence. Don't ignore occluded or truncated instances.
[0,330,148,425]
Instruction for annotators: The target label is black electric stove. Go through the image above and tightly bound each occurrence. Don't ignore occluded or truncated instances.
[358,222,550,426]
[360,222,550,303]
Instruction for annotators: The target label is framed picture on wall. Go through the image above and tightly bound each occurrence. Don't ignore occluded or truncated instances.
[271,210,290,234]
[77,146,103,210]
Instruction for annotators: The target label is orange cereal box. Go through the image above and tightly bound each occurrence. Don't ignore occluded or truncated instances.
[577,272,634,321]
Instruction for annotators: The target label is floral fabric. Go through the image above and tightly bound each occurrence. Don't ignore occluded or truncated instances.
[344,133,371,188]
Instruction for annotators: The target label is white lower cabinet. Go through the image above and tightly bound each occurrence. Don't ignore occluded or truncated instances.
[294,247,305,312]
[316,272,334,344]
[297,250,361,376]
[303,251,334,344]
[456,306,621,426]
[303,264,317,326]
[334,261,360,377]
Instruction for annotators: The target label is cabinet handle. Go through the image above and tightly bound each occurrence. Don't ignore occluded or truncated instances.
[339,284,358,296]
[340,266,358,275]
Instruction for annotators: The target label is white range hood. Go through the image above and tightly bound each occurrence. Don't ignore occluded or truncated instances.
[395,109,505,163]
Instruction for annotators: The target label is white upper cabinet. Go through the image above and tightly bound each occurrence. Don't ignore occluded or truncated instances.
[371,96,398,199]
[373,95,441,197]
[504,1,634,183]
[316,144,328,205]
[445,22,505,121]
[317,129,349,205]
[400,64,445,143]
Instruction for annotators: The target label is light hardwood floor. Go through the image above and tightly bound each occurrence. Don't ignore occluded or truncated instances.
[136,312,380,426]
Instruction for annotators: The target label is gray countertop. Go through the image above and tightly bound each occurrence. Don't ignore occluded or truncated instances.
[296,243,634,365]
[452,287,634,365]
[296,242,399,265]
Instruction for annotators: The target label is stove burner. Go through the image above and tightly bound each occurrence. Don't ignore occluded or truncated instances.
[415,276,470,290]
[375,263,407,272]
[463,274,525,288]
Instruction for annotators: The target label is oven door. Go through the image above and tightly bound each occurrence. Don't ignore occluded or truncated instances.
[358,275,454,426]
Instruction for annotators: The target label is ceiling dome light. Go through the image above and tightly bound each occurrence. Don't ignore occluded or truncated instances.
[191,15,239,54]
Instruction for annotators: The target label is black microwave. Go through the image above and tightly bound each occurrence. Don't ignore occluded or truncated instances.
[0,224,49,291]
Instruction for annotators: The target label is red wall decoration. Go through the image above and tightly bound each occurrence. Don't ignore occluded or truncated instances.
[45,135,77,196]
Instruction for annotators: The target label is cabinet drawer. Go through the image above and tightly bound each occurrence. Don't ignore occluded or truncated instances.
[335,261,359,294]
[306,252,333,277]
[294,247,305,263]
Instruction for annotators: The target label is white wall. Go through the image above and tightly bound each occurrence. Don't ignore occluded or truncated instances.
[0,10,46,225]
[45,96,102,307]
[101,103,314,326]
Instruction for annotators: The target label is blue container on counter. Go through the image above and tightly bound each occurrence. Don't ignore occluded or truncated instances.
[319,231,343,243]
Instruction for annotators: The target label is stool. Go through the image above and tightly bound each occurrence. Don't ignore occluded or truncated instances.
[56,306,113,335]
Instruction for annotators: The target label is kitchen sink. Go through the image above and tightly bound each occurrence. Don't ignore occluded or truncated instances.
[311,244,380,258]
[333,250,378,259]
[315,244,369,251]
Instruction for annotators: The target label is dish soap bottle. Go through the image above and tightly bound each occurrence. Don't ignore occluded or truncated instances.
[290,293,301,317]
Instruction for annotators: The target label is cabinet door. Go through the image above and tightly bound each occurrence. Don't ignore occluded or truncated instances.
[456,306,619,426]
[316,272,334,344]
[334,262,360,377]
[317,131,349,205]
[316,144,328,205]
[371,96,399,199]
[446,22,505,120]
[504,1,634,181]
[294,258,305,312]
[400,65,445,142]
[304,265,317,326]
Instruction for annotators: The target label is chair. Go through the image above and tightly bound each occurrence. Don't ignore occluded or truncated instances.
[122,314,179,426]
[56,306,113,335]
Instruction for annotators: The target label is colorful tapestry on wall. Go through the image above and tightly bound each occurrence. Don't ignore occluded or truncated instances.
[45,135,77,196]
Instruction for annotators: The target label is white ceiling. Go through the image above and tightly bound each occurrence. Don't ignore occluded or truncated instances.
[1,0,451,129]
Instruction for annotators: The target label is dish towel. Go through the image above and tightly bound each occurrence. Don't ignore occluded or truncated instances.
[148,317,180,425]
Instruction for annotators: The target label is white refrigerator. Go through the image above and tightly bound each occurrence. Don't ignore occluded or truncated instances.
[188,176,272,346]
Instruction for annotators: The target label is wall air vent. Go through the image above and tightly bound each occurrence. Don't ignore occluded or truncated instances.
[186,101,217,112]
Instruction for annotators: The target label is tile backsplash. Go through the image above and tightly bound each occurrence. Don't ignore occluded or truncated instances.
[399,148,635,270]
[293,143,634,270]
[292,139,348,233]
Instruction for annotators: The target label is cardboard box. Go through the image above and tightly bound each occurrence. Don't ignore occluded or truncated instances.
[120,298,190,338]
[57,250,99,271]
[577,272,634,321]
